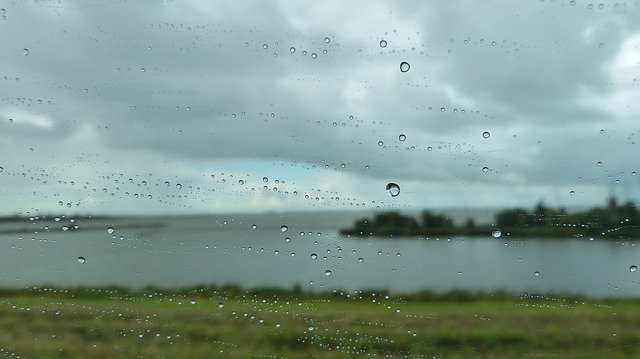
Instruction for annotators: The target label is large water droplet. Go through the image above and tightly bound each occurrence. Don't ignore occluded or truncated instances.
[398,134,406,141]
[280,225,288,232]
[482,167,489,173]
[386,182,400,197]
[23,48,29,56]
[289,47,296,53]
[311,253,317,259]
[534,271,541,276]
[380,39,387,48]
[492,229,502,238]
[482,131,490,139]
[631,265,638,272]
[176,183,182,189]
[77,257,86,264]
[324,37,330,43]
[400,61,410,72]
[218,302,225,308]
[324,269,332,276]
[107,227,115,234]
[262,177,268,183]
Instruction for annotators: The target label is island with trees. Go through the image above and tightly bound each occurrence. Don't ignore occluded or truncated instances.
[340,197,640,239]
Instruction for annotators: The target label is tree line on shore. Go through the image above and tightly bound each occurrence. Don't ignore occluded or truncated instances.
[341,197,640,238]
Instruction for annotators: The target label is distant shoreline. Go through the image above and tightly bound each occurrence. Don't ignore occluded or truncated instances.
[340,197,640,239]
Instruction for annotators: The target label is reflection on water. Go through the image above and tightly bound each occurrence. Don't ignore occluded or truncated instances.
[1,214,639,298]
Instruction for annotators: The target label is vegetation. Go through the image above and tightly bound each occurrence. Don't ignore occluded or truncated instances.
[341,197,640,238]
[1,285,640,358]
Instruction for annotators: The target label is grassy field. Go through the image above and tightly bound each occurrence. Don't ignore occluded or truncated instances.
[1,287,640,358]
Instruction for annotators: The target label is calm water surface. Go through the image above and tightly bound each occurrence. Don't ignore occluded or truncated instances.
[1,213,639,298]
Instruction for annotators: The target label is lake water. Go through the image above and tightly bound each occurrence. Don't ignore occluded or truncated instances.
[1,212,639,299]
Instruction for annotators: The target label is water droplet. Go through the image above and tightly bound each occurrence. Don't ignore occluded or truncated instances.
[597,161,602,166]
[492,230,502,238]
[398,134,406,141]
[324,269,332,276]
[238,179,245,185]
[308,325,315,331]
[77,257,86,264]
[218,303,225,308]
[482,167,489,173]
[482,131,490,139]
[252,224,257,229]
[107,227,115,234]
[164,181,170,187]
[378,140,384,146]
[262,177,268,183]
[262,44,268,49]
[190,299,196,305]
[275,323,281,328]
[534,271,541,276]
[176,183,182,189]
[358,257,364,263]
[569,190,575,195]
[386,183,400,197]
[311,52,317,59]
[399,61,410,72]
[311,253,317,259]
[23,48,29,56]
[324,37,330,43]
[380,39,387,48]
[631,265,638,272]
[289,47,296,53]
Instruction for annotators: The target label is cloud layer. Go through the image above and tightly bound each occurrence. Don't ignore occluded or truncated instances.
[0,0,639,215]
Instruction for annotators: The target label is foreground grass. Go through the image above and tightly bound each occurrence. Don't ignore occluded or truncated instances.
[1,287,640,358]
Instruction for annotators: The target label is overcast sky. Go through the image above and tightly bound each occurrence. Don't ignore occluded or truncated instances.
[0,0,639,215]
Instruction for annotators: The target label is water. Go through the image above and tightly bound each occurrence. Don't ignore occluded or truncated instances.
[1,213,639,298]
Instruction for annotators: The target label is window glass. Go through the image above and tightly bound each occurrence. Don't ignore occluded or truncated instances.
[1,1,639,357]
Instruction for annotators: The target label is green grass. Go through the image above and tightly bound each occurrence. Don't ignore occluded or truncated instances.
[1,287,640,358]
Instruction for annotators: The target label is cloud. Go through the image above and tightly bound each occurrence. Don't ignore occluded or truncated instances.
[0,0,639,215]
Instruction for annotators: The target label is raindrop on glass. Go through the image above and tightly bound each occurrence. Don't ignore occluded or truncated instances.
[280,225,288,232]
[380,39,387,48]
[324,37,330,43]
[77,257,86,264]
[482,167,489,173]
[398,134,406,141]
[492,229,502,238]
[107,227,115,234]
[631,265,638,273]
[399,61,410,72]
[482,131,490,139]
[324,269,332,276]
[23,48,29,56]
[311,253,317,259]
[386,183,400,197]
[289,47,296,53]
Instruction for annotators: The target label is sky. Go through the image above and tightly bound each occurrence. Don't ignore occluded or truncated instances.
[0,0,639,215]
